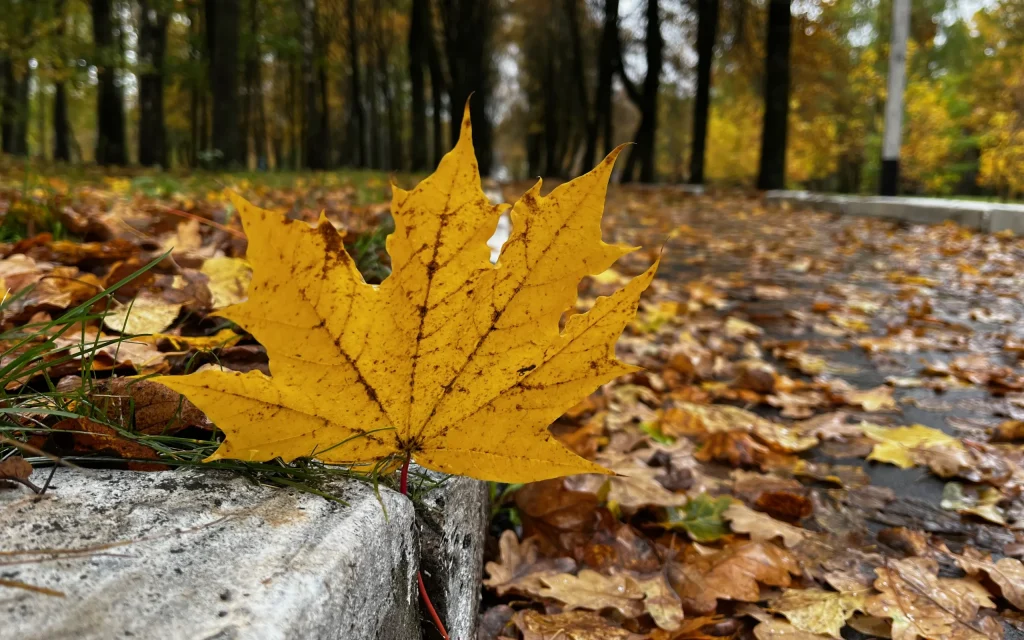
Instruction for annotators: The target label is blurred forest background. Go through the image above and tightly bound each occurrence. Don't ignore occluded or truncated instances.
[0,0,1022,198]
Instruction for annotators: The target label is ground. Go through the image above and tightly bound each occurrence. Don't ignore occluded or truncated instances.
[480,185,1024,640]
[0,173,1021,640]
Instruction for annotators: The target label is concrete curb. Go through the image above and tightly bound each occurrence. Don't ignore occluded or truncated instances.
[765,190,1024,234]
[0,468,487,640]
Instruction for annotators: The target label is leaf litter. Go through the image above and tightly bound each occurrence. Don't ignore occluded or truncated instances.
[481,188,1024,640]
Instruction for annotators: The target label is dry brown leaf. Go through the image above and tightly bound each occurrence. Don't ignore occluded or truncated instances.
[724,502,810,548]
[483,530,576,596]
[536,569,644,617]
[637,573,685,631]
[666,402,817,452]
[672,540,801,614]
[0,456,33,482]
[865,557,1002,640]
[103,292,183,335]
[956,548,1024,610]
[754,619,833,640]
[512,610,642,640]
[92,377,210,435]
[770,588,868,638]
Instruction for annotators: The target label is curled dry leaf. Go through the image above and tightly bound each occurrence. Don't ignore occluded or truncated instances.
[865,557,1002,640]
[201,256,252,309]
[724,502,810,548]
[0,456,33,482]
[637,573,685,631]
[483,530,576,596]
[769,588,868,638]
[956,548,1024,610]
[672,540,801,614]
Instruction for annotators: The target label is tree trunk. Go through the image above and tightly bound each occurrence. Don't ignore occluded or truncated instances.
[300,0,328,169]
[689,0,718,185]
[425,0,446,165]
[409,0,428,170]
[440,0,495,176]
[205,0,244,168]
[92,0,127,165]
[347,0,366,167]
[756,0,791,191]
[138,0,169,167]
[596,0,619,156]
[880,0,910,195]
[618,0,661,183]
[246,0,267,167]
[367,0,381,169]
[566,0,596,170]
[1,57,18,155]
[52,0,71,162]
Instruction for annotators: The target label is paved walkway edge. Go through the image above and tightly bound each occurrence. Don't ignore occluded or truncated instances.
[0,468,487,640]
[765,190,1024,233]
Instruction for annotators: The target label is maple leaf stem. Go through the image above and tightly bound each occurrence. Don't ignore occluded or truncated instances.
[399,454,450,640]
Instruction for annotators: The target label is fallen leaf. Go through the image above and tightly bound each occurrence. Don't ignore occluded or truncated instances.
[155,111,656,482]
[724,502,810,548]
[865,557,1002,640]
[537,569,644,617]
[483,530,577,596]
[201,256,252,309]
[841,386,896,412]
[940,483,1006,525]
[637,573,685,631]
[754,619,833,640]
[103,292,183,335]
[665,493,733,542]
[665,402,818,452]
[862,424,961,469]
[770,588,867,638]
[512,610,641,640]
[672,540,801,614]
[956,548,1024,610]
[0,456,33,482]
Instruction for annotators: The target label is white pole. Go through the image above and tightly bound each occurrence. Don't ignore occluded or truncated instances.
[880,0,910,196]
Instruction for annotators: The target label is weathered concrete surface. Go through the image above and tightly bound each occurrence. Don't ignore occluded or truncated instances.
[766,190,1024,233]
[413,470,488,640]
[1,468,421,640]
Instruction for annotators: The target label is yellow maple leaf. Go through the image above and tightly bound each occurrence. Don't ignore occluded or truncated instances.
[155,109,656,482]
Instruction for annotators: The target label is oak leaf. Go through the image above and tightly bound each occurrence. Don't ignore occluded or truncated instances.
[769,588,867,638]
[155,110,656,482]
[483,530,576,596]
[956,548,1024,610]
[724,502,810,548]
[536,569,645,617]
[753,619,833,640]
[865,557,1002,640]
[673,540,801,614]
[512,610,642,640]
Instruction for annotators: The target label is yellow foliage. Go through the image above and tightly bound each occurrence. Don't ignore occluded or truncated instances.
[156,108,656,482]
[706,93,762,184]
[901,80,958,194]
